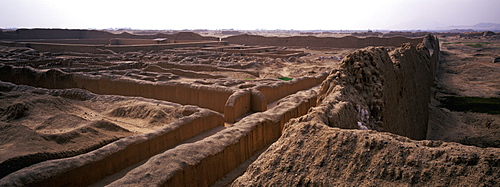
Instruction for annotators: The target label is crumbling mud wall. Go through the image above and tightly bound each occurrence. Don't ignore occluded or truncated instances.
[0,106,224,186]
[106,88,319,186]
[0,64,327,123]
[224,74,329,123]
[10,41,226,53]
[14,42,105,53]
[0,65,234,114]
[0,29,218,41]
[256,73,328,103]
[316,34,439,139]
[225,34,423,48]
[232,121,500,186]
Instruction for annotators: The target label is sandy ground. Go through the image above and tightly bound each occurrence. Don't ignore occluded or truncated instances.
[427,35,500,148]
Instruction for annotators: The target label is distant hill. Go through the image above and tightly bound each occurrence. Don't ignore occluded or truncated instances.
[442,22,500,31]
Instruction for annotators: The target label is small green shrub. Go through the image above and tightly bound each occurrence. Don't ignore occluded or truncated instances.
[278,77,293,81]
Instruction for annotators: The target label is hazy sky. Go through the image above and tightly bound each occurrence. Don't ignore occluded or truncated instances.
[0,0,499,30]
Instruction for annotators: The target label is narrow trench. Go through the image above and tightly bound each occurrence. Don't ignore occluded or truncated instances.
[90,85,320,186]
[90,126,226,186]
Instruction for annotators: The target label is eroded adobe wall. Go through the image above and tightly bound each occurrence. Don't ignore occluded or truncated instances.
[0,102,224,186]
[14,39,111,45]
[225,34,423,48]
[14,42,104,53]
[316,34,439,139]
[106,88,319,186]
[0,29,218,41]
[0,65,234,114]
[256,72,329,103]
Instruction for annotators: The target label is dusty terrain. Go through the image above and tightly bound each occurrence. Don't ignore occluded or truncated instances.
[232,33,500,186]
[427,34,500,148]
[0,33,355,184]
[0,30,499,186]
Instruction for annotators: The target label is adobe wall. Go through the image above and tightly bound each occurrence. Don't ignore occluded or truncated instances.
[106,88,319,186]
[256,72,328,103]
[225,34,423,48]
[0,29,218,41]
[0,105,224,186]
[103,41,226,53]
[224,90,252,123]
[109,38,161,45]
[7,41,227,53]
[14,42,104,53]
[13,39,111,45]
[315,34,440,139]
[0,65,233,114]
[224,73,328,123]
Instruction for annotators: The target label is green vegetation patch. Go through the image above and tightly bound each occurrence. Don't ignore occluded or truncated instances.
[278,77,293,81]
[440,96,500,115]
[465,42,492,48]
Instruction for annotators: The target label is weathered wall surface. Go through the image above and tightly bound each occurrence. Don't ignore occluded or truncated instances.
[106,88,319,186]
[225,34,423,48]
[14,42,104,53]
[0,103,224,186]
[315,34,439,139]
[232,120,500,186]
[224,90,252,123]
[223,73,328,123]
[256,73,328,103]
[9,41,226,53]
[0,65,233,114]
[0,64,326,123]
[0,29,217,41]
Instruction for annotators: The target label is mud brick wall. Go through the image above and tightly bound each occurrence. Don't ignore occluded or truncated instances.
[0,108,224,186]
[106,89,319,186]
[0,66,234,115]
[225,35,423,48]
[256,72,328,103]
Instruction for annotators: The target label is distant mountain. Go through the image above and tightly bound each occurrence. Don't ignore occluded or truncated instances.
[441,22,500,31]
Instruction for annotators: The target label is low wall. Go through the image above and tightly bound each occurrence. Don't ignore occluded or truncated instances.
[7,41,227,53]
[0,107,224,186]
[106,88,319,186]
[256,72,328,103]
[224,90,252,123]
[14,42,104,53]
[225,35,423,48]
[224,73,328,123]
[109,38,161,45]
[73,76,233,114]
[14,39,111,45]
[103,41,227,53]
[0,29,218,41]
[0,65,233,114]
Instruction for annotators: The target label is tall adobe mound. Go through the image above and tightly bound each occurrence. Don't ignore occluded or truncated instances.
[232,124,500,186]
[315,34,438,139]
[231,35,497,186]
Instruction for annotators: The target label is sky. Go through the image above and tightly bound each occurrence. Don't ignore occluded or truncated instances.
[0,0,499,30]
